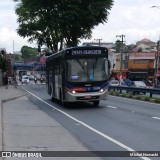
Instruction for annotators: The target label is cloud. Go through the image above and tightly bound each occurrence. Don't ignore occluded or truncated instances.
[89,0,160,44]
[1,0,160,52]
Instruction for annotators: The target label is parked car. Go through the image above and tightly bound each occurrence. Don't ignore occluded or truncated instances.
[21,75,29,84]
[109,80,119,86]
[130,81,147,94]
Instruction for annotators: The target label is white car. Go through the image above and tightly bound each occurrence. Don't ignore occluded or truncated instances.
[109,80,119,86]
[131,81,147,94]
[132,81,147,88]
[21,75,29,84]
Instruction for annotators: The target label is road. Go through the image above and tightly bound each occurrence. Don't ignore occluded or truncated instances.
[21,84,160,160]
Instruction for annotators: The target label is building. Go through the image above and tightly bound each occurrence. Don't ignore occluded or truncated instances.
[128,52,155,81]
[134,38,157,52]
[110,53,129,80]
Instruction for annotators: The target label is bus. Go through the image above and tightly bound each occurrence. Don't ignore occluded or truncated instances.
[46,46,111,106]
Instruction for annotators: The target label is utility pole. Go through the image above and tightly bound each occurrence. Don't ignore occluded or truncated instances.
[116,34,125,85]
[13,40,15,75]
[94,38,102,46]
[155,36,160,85]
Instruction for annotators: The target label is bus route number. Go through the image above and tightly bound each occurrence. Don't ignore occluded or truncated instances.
[72,50,102,55]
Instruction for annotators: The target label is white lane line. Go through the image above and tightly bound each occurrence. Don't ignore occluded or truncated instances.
[22,87,151,160]
[107,106,117,109]
[152,117,160,120]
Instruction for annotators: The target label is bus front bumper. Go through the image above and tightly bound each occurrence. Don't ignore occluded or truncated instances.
[64,89,108,102]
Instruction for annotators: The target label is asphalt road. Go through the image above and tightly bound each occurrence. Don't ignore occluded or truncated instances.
[21,84,160,160]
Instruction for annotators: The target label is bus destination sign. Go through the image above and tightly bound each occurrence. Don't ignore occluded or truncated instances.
[71,50,102,55]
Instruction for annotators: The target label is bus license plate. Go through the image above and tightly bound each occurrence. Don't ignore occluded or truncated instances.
[85,96,91,99]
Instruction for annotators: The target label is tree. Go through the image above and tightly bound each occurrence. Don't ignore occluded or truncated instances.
[21,46,37,59]
[13,0,114,51]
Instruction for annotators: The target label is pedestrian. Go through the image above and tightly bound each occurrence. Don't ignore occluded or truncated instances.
[34,76,37,84]
[3,74,8,89]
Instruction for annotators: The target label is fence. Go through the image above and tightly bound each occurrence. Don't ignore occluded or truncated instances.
[108,86,160,98]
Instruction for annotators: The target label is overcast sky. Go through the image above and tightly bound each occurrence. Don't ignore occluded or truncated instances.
[0,0,160,53]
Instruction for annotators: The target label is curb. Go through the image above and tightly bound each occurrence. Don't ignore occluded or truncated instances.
[1,93,28,103]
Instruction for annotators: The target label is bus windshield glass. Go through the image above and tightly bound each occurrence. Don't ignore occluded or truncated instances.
[66,57,108,82]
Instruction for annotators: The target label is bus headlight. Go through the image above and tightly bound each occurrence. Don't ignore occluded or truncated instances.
[72,90,76,94]
[100,89,104,93]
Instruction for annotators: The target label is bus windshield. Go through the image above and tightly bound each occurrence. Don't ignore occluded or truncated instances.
[66,57,108,82]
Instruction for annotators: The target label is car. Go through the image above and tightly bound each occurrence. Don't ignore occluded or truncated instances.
[28,75,35,80]
[130,81,147,94]
[132,81,147,88]
[109,80,119,86]
[123,79,133,86]
[21,75,29,84]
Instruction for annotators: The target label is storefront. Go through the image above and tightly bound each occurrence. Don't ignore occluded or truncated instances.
[128,52,155,81]
[111,69,128,80]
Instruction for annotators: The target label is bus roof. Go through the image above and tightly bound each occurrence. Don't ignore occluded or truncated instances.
[46,46,108,61]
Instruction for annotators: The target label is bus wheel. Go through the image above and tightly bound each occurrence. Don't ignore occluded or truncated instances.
[93,101,99,106]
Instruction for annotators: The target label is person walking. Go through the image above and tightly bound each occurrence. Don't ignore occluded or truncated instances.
[3,73,8,89]
[34,76,37,84]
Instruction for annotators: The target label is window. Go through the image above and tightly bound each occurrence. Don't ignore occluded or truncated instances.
[66,58,108,82]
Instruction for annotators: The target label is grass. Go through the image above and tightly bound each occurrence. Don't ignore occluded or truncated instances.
[109,90,160,104]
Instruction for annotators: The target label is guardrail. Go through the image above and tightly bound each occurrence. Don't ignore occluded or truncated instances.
[108,86,160,98]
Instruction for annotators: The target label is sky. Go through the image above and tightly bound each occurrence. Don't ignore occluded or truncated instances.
[0,0,160,53]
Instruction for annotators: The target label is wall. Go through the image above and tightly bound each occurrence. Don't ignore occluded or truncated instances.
[128,59,154,69]
[128,52,155,69]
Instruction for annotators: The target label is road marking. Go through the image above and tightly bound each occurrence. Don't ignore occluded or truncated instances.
[107,105,117,109]
[152,117,160,120]
[22,87,151,160]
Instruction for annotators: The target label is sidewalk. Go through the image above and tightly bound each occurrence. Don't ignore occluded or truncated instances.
[0,85,27,153]
[0,85,99,160]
